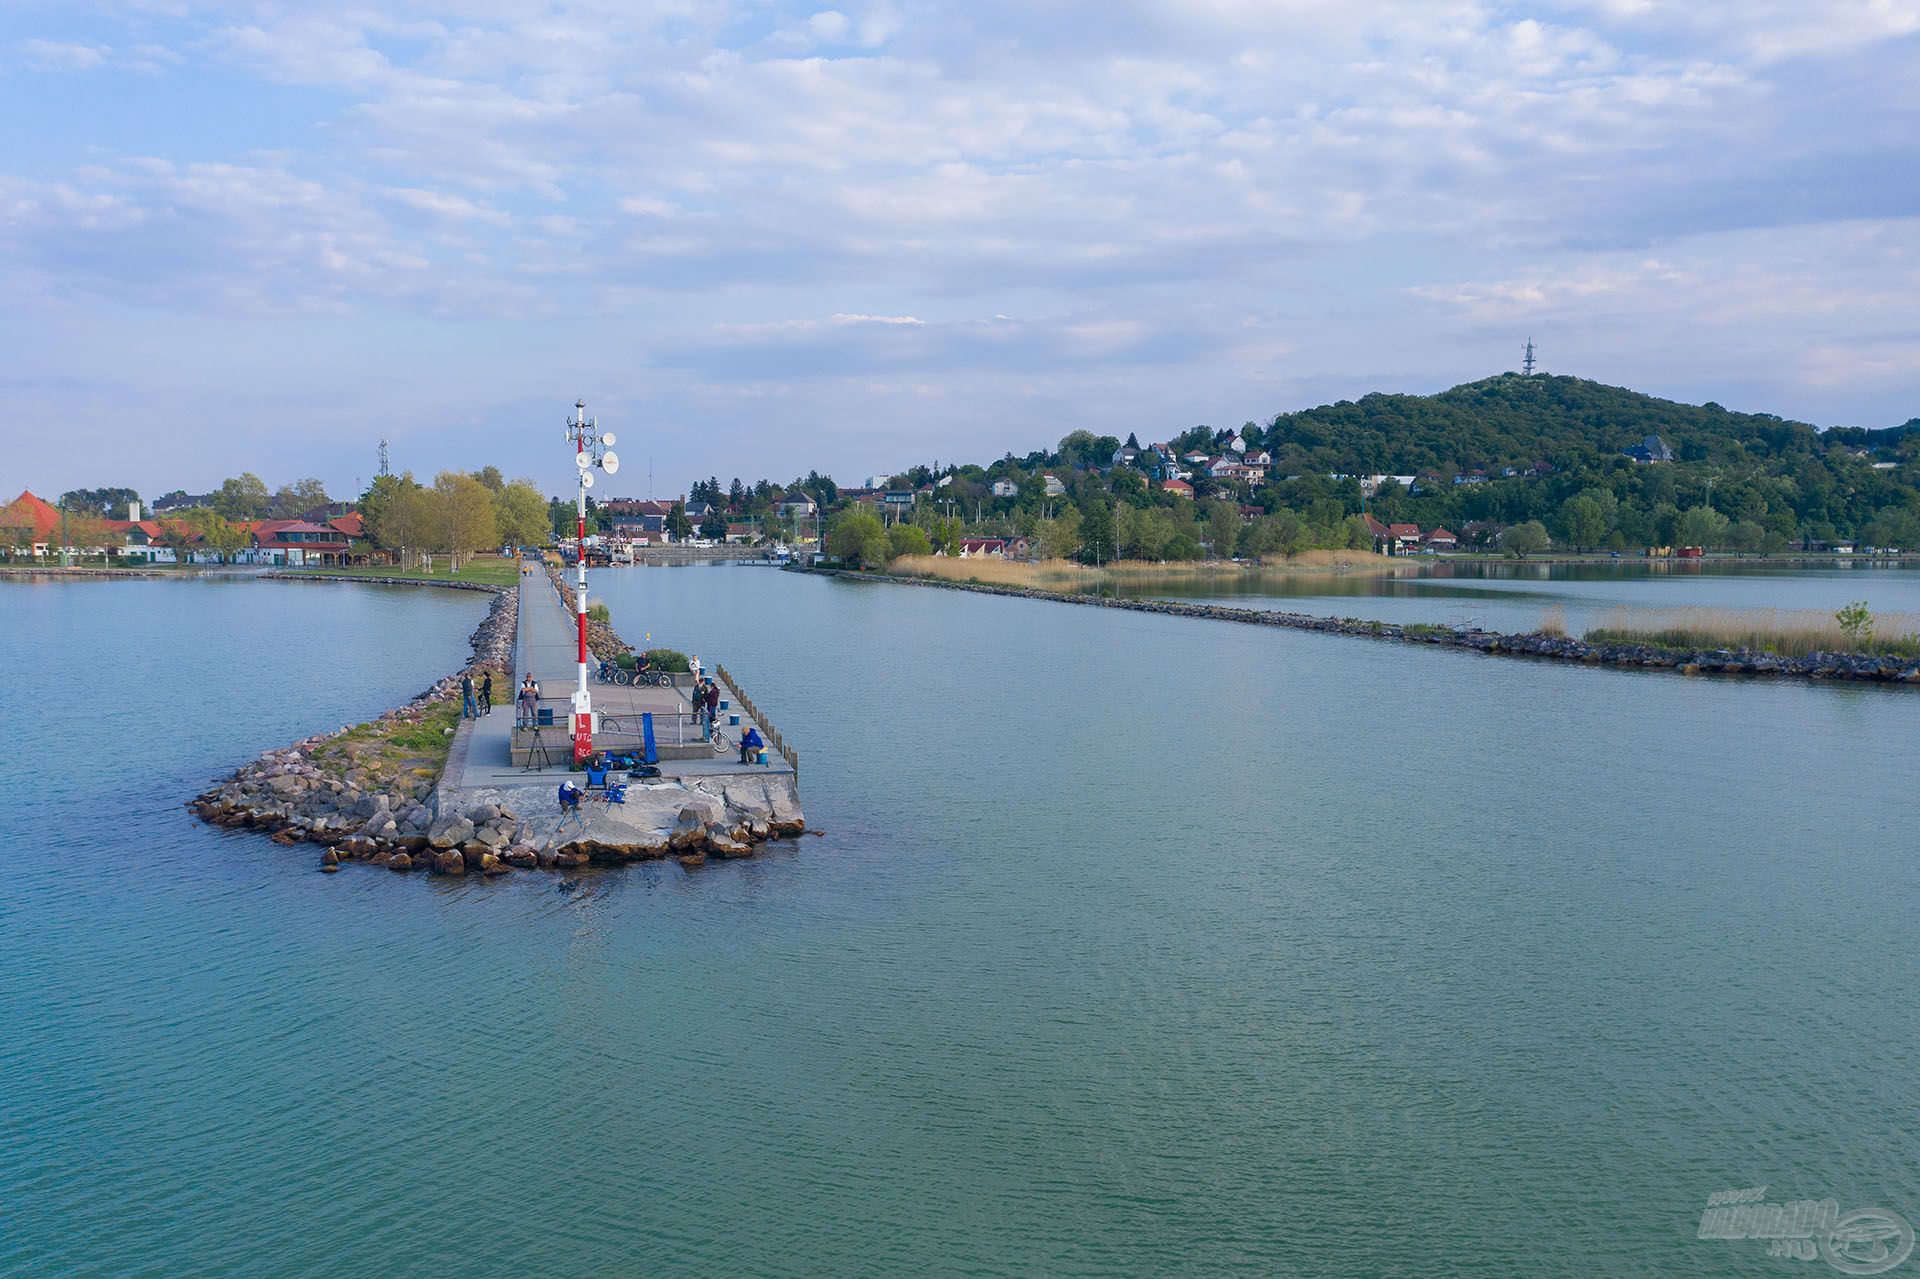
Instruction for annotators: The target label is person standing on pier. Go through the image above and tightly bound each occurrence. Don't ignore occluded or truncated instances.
[517,676,538,727]
[704,680,720,726]
[480,672,494,716]
[461,672,477,719]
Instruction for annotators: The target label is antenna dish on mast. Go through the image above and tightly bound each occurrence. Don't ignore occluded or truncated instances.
[600,433,617,447]
[580,471,594,489]
[575,452,592,469]
[601,452,620,475]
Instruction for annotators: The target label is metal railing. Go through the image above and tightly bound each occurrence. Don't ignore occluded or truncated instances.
[715,664,800,781]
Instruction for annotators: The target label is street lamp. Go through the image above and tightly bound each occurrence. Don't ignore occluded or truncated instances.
[565,399,620,764]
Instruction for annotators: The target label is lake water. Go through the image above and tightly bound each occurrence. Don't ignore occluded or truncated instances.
[1130,559,1920,636]
[4,567,1917,1277]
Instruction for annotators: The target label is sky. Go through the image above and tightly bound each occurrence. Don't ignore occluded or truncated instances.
[3,1,1918,502]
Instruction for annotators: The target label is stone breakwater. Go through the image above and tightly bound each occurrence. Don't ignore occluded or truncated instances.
[261,572,503,593]
[188,585,521,875]
[812,568,1920,686]
[544,562,631,662]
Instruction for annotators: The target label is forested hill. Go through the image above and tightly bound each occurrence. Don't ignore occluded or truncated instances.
[1262,373,1905,475]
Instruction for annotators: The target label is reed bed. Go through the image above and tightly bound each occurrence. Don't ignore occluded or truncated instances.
[1581,606,1920,658]
[887,551,1402,592]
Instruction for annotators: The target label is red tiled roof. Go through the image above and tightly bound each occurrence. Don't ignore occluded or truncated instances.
[1,490,63,539]
[1389,523,1421,538]
[329,512,365,537]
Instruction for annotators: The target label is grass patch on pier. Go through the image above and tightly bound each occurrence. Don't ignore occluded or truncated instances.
[306,668,509,791]
[1581,606,1920,658]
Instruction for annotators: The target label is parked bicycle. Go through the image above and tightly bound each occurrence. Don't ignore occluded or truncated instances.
[595,659,632,686]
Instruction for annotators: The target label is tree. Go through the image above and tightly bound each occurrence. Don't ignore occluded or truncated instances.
[1080,501,1117,564]
[827,508,892,569]
[211,473,271,521]
[384,484,435,566]
[1499,520,1552,558]
[1203,500,1240,559]
[888,524,932,558]
[1035,507,1083,560]
[699,507,729,540]
[666,501,694,541]
[270,477,332,518]
[201,512,250,563]
[494,480,549,548]
[1674,505,1729,549]
[1558,491,1613,552]
[471,466,505,493]
[429,471,498,570]
[1726,519,1766,555]
[58,487,140,517]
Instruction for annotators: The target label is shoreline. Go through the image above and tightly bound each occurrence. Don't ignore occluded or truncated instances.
[805,566,1920,686]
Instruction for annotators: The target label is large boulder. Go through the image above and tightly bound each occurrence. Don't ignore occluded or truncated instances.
[427,816,475,849]
[432,850,466,875]
[388,852,414,872]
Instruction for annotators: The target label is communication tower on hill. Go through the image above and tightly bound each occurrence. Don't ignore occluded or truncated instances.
[378,439,391,477]
[1522,339,1537,377]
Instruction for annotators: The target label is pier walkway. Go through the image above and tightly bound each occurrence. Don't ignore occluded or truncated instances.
[444,574,791,790]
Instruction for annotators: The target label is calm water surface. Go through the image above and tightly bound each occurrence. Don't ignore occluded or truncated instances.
[3,568,1917,1277]
[1134,559,1920,635]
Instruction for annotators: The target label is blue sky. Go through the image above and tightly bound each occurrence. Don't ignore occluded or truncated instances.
[3,1,1918,500]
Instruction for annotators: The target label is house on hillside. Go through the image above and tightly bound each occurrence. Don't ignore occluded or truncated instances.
[1624,434,1674,464]
[1425,528,1458,551]
[991,479,1019,498]
[958,538,1007,558]
[1041,474,1066,497]
[1160,478,1194,498]
[1387,522,1423,555]
[1005,536,1035,561]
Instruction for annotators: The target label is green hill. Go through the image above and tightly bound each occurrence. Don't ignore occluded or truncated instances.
[1262,373,1881,475]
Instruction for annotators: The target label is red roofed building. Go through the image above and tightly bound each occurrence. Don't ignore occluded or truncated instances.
[1387,522,1423,554]
[958,538,1007,558]
[1160,478,1194,498]
[1425,527,1458,551]
[1,490,63,551]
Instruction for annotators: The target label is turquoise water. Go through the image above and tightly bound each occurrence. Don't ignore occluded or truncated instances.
[4,568,1917,1276]
[1133,560,1920,635]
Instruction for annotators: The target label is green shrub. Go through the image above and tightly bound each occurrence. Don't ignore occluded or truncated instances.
[643,647,691,673]
[615,651,637,670]
[587,602,610,623]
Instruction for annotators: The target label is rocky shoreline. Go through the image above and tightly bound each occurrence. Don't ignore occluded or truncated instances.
[193,569,808,878]
[189,584,520,873]
[261,571,503,592]
[809,567,1920,685]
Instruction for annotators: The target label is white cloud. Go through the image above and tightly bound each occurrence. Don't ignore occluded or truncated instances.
[18,39,110,71]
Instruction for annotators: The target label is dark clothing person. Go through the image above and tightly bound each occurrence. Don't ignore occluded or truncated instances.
[480,673,493,715]
[558,781,582,813]
[739,727,764,765]
[461,673,476,719]
[704,683,720,717]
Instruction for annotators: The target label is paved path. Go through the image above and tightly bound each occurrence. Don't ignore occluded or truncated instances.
[446,573,791,790]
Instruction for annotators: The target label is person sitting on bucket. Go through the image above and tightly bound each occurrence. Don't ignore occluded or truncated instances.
[738,726,764,765]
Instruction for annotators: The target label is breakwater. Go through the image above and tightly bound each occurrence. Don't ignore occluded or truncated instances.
[262,572,503,592]
[189,584,520,874]
[808,567,1920,685]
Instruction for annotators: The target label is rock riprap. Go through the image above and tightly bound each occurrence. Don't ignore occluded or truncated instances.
[826,568,1920,686]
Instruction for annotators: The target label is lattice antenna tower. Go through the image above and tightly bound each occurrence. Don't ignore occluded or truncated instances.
[378,439,391,477]
[1522,339,1537,377]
